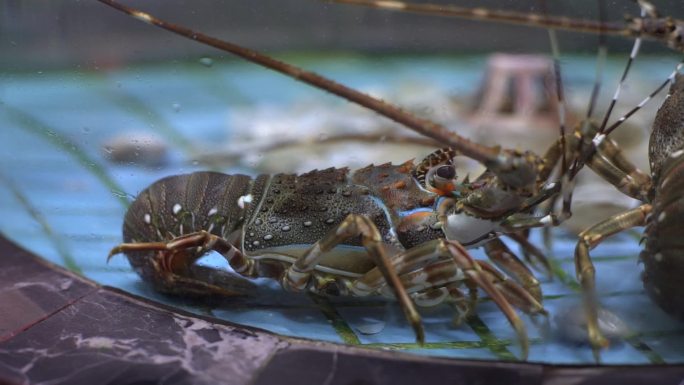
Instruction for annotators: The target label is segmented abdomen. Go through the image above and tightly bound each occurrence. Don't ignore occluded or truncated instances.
[122,172,264,279]
[641,152,684,319]
[123,172,258,243]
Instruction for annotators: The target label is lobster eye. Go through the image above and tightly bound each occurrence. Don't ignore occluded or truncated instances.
[436,165,456,180]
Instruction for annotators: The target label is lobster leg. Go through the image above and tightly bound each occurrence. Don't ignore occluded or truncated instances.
[541,128,652,202]
[108,231,254,296]
[352,238,535,359]
[582,135,652,201]
[443,281,478,326]
[505,232,553,277]
[399,258,544,315]
[574,204,652,359]
[282,213,425,344]
[483,238,542,303]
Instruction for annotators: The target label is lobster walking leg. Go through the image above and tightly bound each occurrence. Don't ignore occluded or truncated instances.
[484,238,542,303]
[574,205,652,359]
[352,238,537,359]
[444,281,478,326]
[282,213,425,344]
[541,127,652,202]
[506,232,552,277]
[108,231,254,296]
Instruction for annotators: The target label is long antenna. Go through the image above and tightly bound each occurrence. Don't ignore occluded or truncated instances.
[98,0,506,167]
[331,0,628,37]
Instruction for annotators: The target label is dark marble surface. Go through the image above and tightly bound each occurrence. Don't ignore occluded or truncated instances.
[2,234,684,385]
[252,347,542,385]
[0,236,96,342]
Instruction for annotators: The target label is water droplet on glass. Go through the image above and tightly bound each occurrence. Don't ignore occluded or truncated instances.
[356,320,386,335]
[82,126,91,134]
[199,57,214,67]
[172,102,181,112]
[103,146,113,154]
[111,189,128,199]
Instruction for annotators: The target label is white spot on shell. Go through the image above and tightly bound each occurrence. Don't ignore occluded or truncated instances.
[658,212,667,223]
[655,253,663,262]
[237,194,253,209]
[376,1,406,10]
[264,234,273,240]
[671,149,684,158]
[303,221,312,227]
[172,203,182,215]
[144,213,151,224]
[661,177,671,190]
[208,207,218,216]
[281,225,291,231]
[131,10,154,24]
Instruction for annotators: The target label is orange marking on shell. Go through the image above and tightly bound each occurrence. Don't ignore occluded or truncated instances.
[397,211,433,232]
[420,197,436,206]
[392,180,407,189]
[427,182,457,197]
[397,160,414,173]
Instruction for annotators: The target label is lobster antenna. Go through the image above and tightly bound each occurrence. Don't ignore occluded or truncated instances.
[537,0,574,221]
[572,1,682,177]
[604,60,684,137]
[586,0,608,120]
[329,0,628,37]
[568,1,645,179]
[97,0,507,166]
[595,4,646,136]
[567,0,609,178]
[540,0,567,178]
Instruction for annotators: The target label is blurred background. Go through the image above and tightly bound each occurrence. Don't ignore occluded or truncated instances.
[2,0,681,70]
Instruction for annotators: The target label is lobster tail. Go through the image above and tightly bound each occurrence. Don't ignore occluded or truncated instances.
[121,172,255,282]
[642,153,684,318]
[123,172,254,244]
[642,73,684,319]
[648,74,684,186]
